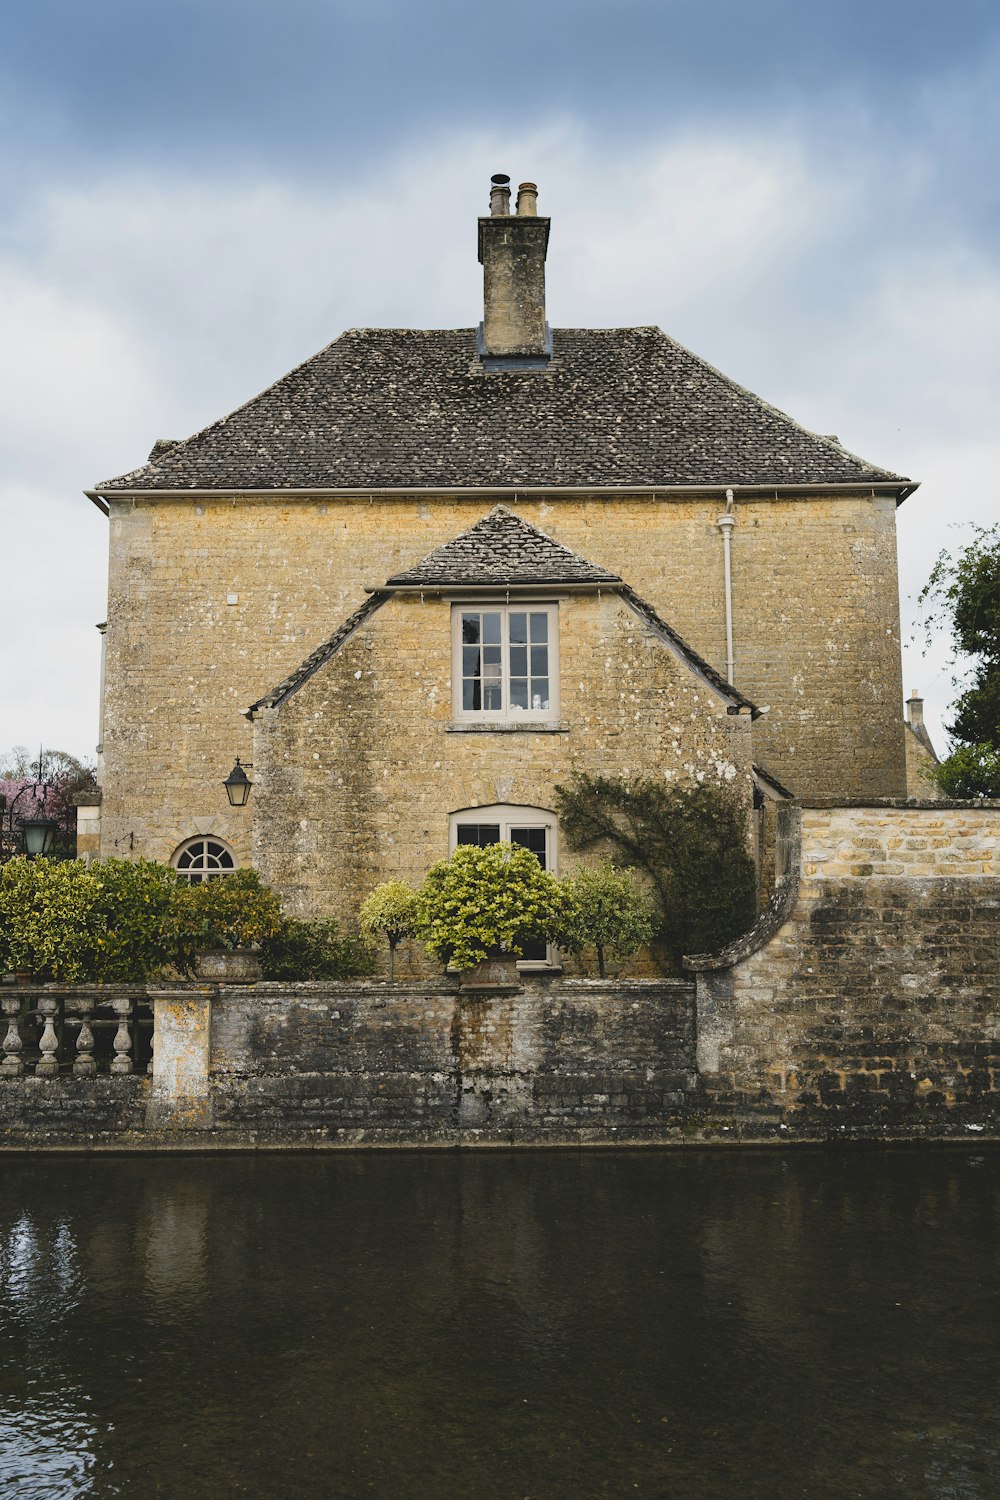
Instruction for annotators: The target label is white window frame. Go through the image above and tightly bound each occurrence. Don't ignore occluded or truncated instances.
[451,602,559,724]
[449,805,560,969]
[171,836,237,883]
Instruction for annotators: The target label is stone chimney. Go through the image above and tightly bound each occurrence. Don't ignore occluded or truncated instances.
[478,173,551,366]
[906,691,925,731]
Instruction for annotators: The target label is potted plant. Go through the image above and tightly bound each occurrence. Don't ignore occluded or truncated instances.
[415,843,571,987]
[359,880,419,979]
[175,868,283,981]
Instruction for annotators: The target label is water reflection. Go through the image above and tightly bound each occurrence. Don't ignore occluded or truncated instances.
[0,1150,997,1499]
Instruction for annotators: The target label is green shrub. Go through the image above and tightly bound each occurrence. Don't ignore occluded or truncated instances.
[926,742,1000,798]
[0,856,184,983]
[260,916,374,980]
[416,842,572,971]
[555,774,757,966]
[359,880,419,978]
[559,861,655,977]
[173,868,283,956]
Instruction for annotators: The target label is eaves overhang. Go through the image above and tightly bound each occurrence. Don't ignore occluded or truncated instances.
[85,479,918,509]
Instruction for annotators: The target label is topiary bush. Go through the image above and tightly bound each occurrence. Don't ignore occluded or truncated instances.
[559,861,655,977]
[554,774,757,967]
[359,880,419,978]
[0,856,185,983]
[260,916,374,980]
[415,842,572,972]
[173,867,283,958]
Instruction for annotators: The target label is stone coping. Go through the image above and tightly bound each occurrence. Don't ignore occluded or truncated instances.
[796,797,1000,810]
[1,976,693,998]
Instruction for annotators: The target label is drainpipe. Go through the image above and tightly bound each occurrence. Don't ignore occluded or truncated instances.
[716,488,736,684]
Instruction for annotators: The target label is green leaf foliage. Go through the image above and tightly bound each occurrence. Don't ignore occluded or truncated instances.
[260,916,375,980]
[0,856,185,982]
[173,868,284,955]
[416,842,572,971]
[916,524,1000,748]
[559,861,655,977]
[359,880,420,978]
[554,774,757,966]
[926,742,1000,799]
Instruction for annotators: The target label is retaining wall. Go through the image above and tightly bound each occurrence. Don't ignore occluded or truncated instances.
[689,802,1000,1137]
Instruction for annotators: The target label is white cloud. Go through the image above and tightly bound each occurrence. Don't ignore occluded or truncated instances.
[1,121,998,764]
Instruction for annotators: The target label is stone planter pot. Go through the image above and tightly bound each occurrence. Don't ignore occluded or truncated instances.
[460,952,520,989]
[194,948,262,983]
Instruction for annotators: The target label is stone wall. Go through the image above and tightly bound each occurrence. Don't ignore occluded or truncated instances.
[98,489,906,868]
[252,586,753,924]
[209,977,697,1141]
[690,802,1000,1135]
[0,978,699,1147]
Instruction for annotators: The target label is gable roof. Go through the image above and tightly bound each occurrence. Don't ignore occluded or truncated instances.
[246,509,758,719]
[384,505,621,588]
[95,327,909,495]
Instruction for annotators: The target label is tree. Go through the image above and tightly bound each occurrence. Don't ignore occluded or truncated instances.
[359,880,419,979]
[0,747,91,781]
[415,843,571,972]
[916,525,1000,796]
[559,862,654,977]
[0,747,98,861]
[554,774,757,965]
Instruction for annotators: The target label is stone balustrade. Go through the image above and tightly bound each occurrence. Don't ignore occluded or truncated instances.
[0,987,153,1078]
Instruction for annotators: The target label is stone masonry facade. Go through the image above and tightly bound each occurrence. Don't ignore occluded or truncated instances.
[251,584,754,925]
[98,490,905,874]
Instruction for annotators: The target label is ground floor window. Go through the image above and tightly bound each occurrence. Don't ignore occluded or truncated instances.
[449,805,557,965]
[171,836,236,884]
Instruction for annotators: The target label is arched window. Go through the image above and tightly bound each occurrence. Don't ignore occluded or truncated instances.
[171,836,236,884]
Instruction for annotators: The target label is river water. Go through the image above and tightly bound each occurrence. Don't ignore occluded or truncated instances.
[0,1149,997,1499]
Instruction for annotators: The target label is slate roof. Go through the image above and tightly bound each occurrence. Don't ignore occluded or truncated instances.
[95,327,908,493]
[384,505,621,587]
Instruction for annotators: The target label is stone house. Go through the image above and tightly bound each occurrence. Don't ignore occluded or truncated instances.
[83,174,916,949]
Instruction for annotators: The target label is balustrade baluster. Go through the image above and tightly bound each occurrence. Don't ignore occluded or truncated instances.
[110,997,133,1075]
[35,997,60,1078]
[1,995,24,1077]
[71,998,97,1077]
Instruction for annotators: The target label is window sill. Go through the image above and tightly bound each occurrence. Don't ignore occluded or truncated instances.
[446,721,569,734]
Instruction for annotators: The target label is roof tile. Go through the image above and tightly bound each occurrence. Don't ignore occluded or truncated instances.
[97,327,907,492]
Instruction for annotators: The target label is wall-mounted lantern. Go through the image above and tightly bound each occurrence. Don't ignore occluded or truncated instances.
[223,757,253,807]
[20,818,58,858]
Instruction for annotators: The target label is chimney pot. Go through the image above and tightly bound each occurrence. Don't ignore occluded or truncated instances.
[906,691,924,728]
[516,181,538,216]
[489,173,511,217]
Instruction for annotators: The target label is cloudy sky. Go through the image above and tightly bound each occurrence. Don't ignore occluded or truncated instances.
[2,0,998,762]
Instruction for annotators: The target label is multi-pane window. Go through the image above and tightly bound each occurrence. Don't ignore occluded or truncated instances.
[455,605,556,720]
[171,837,236,884]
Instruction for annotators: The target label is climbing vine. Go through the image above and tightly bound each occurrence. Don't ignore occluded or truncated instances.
[554,774,757,966]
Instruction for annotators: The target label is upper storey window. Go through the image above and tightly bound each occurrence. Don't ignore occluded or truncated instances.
[453,605,558,722]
